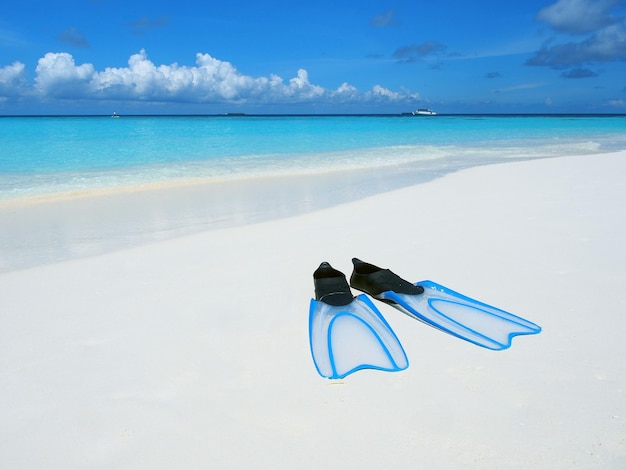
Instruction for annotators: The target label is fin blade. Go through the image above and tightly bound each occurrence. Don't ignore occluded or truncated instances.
[309,295,408,379]
[383,281,541,350]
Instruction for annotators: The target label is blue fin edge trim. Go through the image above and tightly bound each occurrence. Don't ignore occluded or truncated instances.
[419,280,541,333]
[309,294,408,379]
[382,281,541,350]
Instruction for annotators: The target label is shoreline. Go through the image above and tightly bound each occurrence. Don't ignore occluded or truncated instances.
[4,114,626,205]
[1,150,624,467]
[1,150,623,273]
[0,153,541,273]
[0,141,587,206]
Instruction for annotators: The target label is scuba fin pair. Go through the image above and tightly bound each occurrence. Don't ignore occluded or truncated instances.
[309,258,541,379]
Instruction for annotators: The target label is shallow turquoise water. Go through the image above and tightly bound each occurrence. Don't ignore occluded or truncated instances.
[1,114,625,271]
[1,115,625,199]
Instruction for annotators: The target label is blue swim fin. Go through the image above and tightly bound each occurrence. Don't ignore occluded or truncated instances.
[309,262,408,379]
[350,258,541,350]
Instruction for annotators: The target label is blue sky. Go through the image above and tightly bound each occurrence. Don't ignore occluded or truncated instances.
[1,0,625,114]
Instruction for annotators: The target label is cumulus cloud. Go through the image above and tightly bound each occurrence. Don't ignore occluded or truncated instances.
[528,0,626,70]
[35,52,95,98]
[367,85,419,101]
[0,61,28,97]
[334,82,359,100]
[90,50,257,102]
[286,69,325,99]
[3,49,418,106]
[369,85,401,100]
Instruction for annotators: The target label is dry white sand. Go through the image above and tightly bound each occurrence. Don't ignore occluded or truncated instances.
[1,152,625,468]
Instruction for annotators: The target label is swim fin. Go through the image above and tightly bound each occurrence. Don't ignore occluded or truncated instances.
[309,262,408,379]
[350,258,541,350]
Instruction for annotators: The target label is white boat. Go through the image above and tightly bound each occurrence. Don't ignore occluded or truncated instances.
[111,112,120,118]
[412,109,437,116]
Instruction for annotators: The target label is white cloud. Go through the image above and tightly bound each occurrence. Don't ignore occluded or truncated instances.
[527,23,626,68]
[529,0,626,69]
[335,82,358,95]
[536,0,619,34]
[369,85,402,100]
[287,69,325,99]
[91,50,257,101]
[35,52,95,98]
[0,61,28,96]
[0,50,426,112]
[3,49,420,107]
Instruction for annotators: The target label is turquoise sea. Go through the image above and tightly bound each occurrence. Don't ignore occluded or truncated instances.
[1,114,626,271]
[2,114,626,200]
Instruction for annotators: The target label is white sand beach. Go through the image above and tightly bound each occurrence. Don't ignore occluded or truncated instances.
[1,152,625,468]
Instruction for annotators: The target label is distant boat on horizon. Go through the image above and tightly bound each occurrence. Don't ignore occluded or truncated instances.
[111,112,120,118]
[412,109,437,116]
[400,109,437,116]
